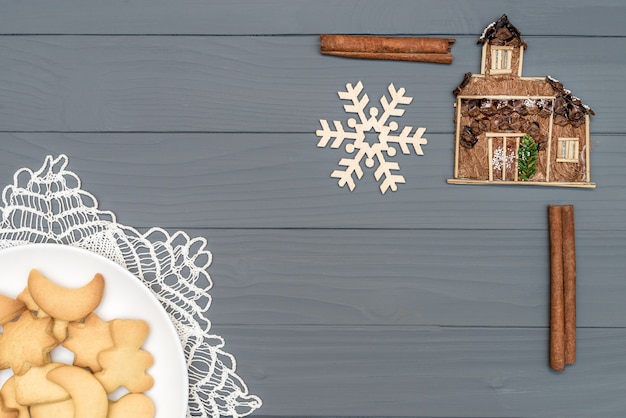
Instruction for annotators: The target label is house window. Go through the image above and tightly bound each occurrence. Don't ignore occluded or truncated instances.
[557,138,579,163]
[490,46,513,74]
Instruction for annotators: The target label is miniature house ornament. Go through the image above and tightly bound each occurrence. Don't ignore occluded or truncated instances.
[448,15,595,188]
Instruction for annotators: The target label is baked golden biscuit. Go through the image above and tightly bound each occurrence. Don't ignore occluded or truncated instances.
[29,399,73,418]
[0,393,18,418]
[15,287,47,318]
[0,377,28,418]
[95,319,154,393]
[0,311,57,375]
[46,365,108,418]
[62,312,114,372]
[14,362,70,405]
[1,269,156,417]
[108,393,155,418]
[27,269,105,322]
[51,319,69,343]
[0,294,26,325]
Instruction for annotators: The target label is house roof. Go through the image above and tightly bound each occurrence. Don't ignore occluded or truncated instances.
[453,15,594,124]
[453,74,594,126]
[478,14,527,49]
[454,74,554,98]
[546,75,595,117]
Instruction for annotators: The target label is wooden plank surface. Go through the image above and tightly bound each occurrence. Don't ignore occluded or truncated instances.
[201,228,626,327]
[1,2,625,417]
[210,325,626,417]
[0,133,622,230]
[1,0,625,36]
[0,36,620,133]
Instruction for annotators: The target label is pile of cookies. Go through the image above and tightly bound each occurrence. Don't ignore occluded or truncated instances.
[0,269,155,418]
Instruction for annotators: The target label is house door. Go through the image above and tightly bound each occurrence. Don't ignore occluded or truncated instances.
[486,133,524,181]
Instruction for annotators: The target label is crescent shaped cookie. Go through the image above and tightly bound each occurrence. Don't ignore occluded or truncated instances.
[29,399,74,418]
[27,269,105,322]
[46,365,108,418]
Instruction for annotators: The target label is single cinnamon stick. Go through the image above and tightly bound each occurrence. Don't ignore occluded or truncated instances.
[561,205,577,365]
[320,34,455,64]
[548,205,565,372]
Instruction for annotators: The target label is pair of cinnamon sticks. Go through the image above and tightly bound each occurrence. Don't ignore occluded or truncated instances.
[548,205,577,371]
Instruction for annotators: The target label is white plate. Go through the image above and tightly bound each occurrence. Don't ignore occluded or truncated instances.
[0,243,187,418]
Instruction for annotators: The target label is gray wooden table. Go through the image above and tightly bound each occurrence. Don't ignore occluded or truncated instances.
[1,1,625,417]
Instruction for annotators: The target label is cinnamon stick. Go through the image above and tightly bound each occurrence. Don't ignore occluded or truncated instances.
[548,205,565,372]
[548,204,577,371]
[320,34,455,64]
[561,205,577,365]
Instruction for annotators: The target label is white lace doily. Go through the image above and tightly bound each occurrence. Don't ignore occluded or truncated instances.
[0,154,262,418]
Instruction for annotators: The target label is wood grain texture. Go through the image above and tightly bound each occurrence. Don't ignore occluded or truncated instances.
[198,228,626,328]
[1,2,625,416]
[0,133,622,230]
[210,325,626,417]
[0,36,620,133]
[1,0,625,36]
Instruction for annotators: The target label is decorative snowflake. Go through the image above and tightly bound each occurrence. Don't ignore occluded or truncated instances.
[492,147,516,171]
[316,81,428,194]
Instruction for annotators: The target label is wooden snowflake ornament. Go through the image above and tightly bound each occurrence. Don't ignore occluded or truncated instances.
[316,81,427,194]
[448,15,595,188]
